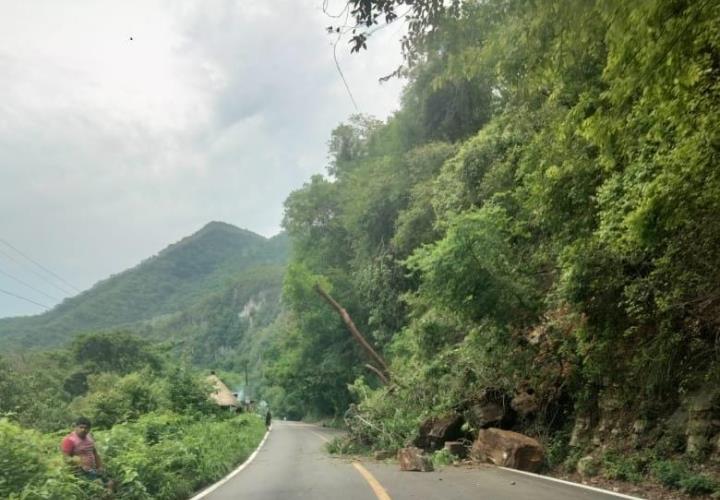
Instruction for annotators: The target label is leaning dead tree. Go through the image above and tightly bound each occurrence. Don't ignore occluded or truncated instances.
[314,284,391,385]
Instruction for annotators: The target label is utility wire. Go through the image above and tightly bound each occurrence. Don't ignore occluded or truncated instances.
[322,0,350,19]
[0,287,49,310]
[0,267,60,302]
[327,5,361,113]
[0,238,81,292]
[333,28,360,112]
[0,247,75,296]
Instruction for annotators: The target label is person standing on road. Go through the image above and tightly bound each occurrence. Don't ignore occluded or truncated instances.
[265,410,272,429]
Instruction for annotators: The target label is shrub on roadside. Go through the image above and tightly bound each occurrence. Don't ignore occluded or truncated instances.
[650,459,718,496]
[1,412,265,499]
[601,451,646,483]
[431,448,457,467]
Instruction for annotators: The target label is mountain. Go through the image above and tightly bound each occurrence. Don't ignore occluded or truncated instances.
[0,222,289,351]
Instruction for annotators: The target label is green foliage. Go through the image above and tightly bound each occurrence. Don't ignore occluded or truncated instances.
[71,332,161,376]
[272,1,720,460]
[651,459,718,496]
[167,368,214,415]
[0,222,288,354]
[431,448,458,467]
[326,435,370,456]
[71,371,164,429]
[0,353,75,432]
[601,451,646,483]
[406,204,539,325]
[545,430,572,469]
[1,412,265,500]
[0,418,45,497]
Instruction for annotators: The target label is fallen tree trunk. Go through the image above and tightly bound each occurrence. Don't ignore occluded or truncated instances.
[364,363,389,385]
[314,284,391,383]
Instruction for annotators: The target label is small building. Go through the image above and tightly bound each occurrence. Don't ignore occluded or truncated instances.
[206,372,238,408]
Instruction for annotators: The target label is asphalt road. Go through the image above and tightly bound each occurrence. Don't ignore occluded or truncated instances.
[199,421,641,500]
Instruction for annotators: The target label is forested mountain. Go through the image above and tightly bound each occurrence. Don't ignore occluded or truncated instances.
[260,0,720,492]
[1,223,281,498]
[0,222,289,352]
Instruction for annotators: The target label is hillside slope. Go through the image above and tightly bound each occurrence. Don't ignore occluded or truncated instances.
[0,222,289,350]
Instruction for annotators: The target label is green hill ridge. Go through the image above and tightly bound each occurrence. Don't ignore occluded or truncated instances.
[0,221,289,351]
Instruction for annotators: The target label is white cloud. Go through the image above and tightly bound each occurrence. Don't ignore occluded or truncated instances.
[0,0,405,317]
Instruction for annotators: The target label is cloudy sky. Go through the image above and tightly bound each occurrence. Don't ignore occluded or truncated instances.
[0,0,406,318]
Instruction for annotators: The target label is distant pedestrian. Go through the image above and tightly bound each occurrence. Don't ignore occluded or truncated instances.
[61,417,113,489]
[265,410,272,429]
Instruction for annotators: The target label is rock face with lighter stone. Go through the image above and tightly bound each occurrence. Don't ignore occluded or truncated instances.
[398,447,434,472]
[463,388,514,430]
[414,413,464,450]
[470,428,544,472]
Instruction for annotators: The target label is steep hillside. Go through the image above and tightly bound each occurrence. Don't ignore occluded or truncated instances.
[0,222,289,350]
[133,263,285,370]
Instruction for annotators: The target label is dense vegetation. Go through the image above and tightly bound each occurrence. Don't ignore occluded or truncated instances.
[262,0,720,492]
[3,0,719,496]
[0,222,288,352]
[0,224,281,497]
[0,332,266,499]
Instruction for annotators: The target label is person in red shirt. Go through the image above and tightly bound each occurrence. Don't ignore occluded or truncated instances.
[60,417,105,481]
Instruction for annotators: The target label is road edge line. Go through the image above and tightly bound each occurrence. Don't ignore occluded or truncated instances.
[189,424,272,500]
[497,466,645,499]
[352,462,392,500]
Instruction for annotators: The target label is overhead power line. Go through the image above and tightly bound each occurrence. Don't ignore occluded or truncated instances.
[0,287,49,310]
[0,267,60,302]
[0,238,81,292]
[0,238,82,293]
[0,246,75,296]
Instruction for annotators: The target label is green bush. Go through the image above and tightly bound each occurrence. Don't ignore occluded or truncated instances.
[431,448,457,467]
[0,419,46,497]
[101,412,265,499]
[70,371,164,429]
[326,436,370,455]
[678,474,717,496]
[651,459,718,496]
[0,412,265,499]
[601,451,645,483]
[545,431,572,468]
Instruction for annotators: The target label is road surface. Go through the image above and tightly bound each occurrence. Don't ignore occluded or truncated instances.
[199,421,640,500]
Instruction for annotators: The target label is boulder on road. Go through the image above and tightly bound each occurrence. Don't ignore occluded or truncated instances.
[470,428,544,472]
[398,446,434,472]
[414,413,464,450]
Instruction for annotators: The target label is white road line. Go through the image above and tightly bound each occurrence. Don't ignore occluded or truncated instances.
[189,426,272,500]
[498,467,645,499]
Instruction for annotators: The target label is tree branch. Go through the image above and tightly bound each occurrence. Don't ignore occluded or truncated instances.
[314,284,391,383]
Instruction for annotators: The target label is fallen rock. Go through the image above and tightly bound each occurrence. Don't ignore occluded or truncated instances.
[685,386,720,456]
[414,413,464,450]
[398,446,434,472]
[470,428,544,472]
[576,455,599,477]
[443,441,467,459]
[570,415,593,447]
[463,388,513,430]
[413,417,437,449]
[428,413,464,450]
[511,389,539,418]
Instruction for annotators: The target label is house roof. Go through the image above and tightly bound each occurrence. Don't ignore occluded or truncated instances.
[206,374,238,407]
